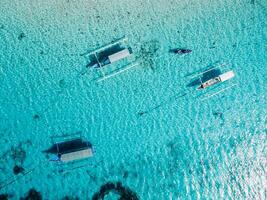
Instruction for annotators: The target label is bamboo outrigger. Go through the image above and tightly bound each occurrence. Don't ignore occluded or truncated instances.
[84,36,138,82]
[91,48,132,69]
[188,63,237,100]
[88,36,131,68]
[46,135,94,163]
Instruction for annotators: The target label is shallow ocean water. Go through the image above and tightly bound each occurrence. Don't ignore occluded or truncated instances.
[0,0,266,199]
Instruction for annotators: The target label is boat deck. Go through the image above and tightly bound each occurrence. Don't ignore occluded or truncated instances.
[60,148,93,162]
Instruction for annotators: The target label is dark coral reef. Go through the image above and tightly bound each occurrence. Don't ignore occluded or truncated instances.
[92,182,138,200]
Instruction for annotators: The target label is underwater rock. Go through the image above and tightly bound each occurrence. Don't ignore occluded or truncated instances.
[18,33,26,40]
[21,188,42,200]
[92,182,138,200]
[13,165,25,175]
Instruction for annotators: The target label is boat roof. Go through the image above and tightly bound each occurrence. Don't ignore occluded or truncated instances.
[108,49,130,63]
[219,70,235,82]
[60,148,93,162]
[86,36,127,56]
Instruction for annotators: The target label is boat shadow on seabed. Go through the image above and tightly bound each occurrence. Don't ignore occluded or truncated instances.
[187,68,222,88]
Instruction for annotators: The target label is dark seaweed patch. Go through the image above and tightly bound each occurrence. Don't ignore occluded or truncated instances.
[33,114,40,120]
[0,194,8,200]
[92,182,138,200]
[137,40,160,71]
[61,196,79,200]
[123,171,129,179]
[10,146,26,164]
[20,188,42,200]
[18,33,26,40]
[212,111,224,121]
[213,111,223,118]
[137,111,145,116]
[59,79,66,88]
[13,165,25,175]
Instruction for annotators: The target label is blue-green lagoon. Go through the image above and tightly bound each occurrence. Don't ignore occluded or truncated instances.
[0,0,266,199]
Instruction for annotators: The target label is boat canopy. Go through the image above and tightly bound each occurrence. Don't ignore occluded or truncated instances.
[108,49,130,63]
[60,148,93,162]
[219,70,235,82]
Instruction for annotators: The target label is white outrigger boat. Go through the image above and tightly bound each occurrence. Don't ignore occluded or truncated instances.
[48,137,93,163]
[84,36,138,82]
[44,133,95,173]
[43,132,95,173]
[189,63,237,100]
[90,48,132,69]
[198,70,235,90]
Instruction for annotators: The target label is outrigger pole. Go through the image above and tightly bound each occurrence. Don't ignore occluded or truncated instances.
[96,62,139,82]
[93,52,106,77]
[200,83,238,101]
[0,162,46,190]
[190,62,227,79]
[85,36,127,56]
[94,53,102,68]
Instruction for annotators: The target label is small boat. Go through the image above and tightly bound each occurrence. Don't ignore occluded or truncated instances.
[83,36,139,82]
[170,48,192,55]
[48,138,94,163]
[91,48,131,68]
[85,36,132,69]
[198,70,235,90]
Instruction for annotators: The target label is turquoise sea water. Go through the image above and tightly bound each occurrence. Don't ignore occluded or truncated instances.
[0,0,266,199]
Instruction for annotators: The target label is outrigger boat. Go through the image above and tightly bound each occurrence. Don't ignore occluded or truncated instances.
[45,134,94,164]
[83,36,138,82]
[198,70,235,90]
[49,138,93,163]
[188,63,237,100]
[90,48,132,69]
